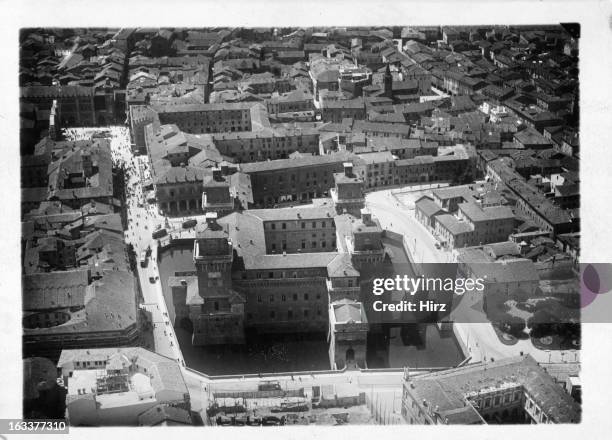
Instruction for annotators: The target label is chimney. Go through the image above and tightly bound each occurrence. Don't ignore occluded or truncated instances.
[360,208,372,224]
[212,167,222,181]
[343,162,353,177]
[205,212,218,226]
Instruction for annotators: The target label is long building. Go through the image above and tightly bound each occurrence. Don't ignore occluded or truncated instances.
[153,102,255,133]
[20,85,97,127]
[239,152,356,207]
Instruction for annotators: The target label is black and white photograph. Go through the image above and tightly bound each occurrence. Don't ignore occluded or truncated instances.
[2,0,612,438]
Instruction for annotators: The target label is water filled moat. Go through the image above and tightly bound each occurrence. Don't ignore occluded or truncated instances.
[158,241,464,375]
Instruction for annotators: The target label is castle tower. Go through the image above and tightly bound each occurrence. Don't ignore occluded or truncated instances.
[194,213,233,295]
[347,208,386,270]
[326,253,368,370]
[189,212,245,345]
[330,162,365,216]
[201,167,234,215]
[328,299,369,370]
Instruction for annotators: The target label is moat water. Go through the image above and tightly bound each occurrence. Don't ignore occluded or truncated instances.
[158,243,464,375]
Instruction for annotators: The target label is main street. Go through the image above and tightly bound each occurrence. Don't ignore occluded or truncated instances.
[65,126,184,365]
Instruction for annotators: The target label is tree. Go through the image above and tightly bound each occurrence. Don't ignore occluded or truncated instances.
[497,313,526,336]
[528,309,556,338]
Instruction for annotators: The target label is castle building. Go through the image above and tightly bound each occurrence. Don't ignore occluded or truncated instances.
[167,163,383,370]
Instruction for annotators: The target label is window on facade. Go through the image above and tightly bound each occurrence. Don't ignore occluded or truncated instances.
[288,310,293,319]
[282,223,286,229]
[268,272,274,279]
[293,293,298,301]
[281,295,286,302]
[301,222,306,229]
[270,311,275,319]
[271,223,276,230]
[312,241,317,248]
[312,221,316,228]
[269,295,274,302]
[303,309,309,318]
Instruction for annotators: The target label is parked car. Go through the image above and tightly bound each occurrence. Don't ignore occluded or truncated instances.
[139,251,148,268]
[258,380,281,391]
[152,228,167,239]
[182,218,197,229]
[216,416,233,426]
[262,415,285,426]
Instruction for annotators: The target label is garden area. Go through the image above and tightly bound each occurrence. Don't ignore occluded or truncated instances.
[485,291,580,351]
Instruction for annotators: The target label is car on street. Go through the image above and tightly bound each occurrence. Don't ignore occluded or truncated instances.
[139,251,148,267]
[435,242,441,249]
[152,228,167,239]
[182,218,197,229]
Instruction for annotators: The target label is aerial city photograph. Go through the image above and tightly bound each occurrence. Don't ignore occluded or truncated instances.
[19,24,582,427]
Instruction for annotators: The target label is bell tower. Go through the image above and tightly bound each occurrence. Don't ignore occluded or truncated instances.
[384,63,393,99]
